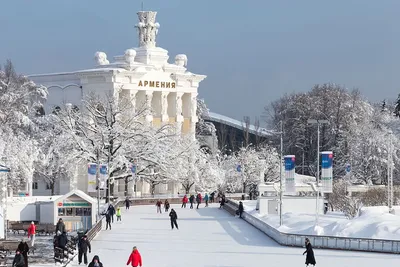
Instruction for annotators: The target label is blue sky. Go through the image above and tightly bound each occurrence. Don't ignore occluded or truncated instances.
[1,0,400,122]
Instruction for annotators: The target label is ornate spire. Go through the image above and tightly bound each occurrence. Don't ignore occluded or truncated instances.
[135,11,160,48]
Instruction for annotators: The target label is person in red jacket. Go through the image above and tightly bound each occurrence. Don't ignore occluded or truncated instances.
[126,246,142,267]
[27,221,36,246]
[181,195,188,208]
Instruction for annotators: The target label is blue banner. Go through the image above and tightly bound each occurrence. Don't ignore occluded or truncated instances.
[321,153,333,169]
[99,165,107,175]
[88,164,97,175]
[284,156,295,171]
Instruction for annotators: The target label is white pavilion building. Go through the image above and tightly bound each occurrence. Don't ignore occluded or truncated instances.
[29,11,206,197]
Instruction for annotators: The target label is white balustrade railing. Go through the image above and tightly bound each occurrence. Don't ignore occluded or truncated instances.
[225,199,400,254]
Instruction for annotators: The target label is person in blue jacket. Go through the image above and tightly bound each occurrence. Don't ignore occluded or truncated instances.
[204,193,209,207]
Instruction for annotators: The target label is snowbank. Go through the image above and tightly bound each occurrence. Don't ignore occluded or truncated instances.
[246,203,400,240]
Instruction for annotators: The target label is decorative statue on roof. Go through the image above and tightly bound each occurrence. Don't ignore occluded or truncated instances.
[135,11,160,48]
[95,52,109,65]
[191,95,197,117]
[124,49,136,68]
[175,54,187,67]
[176,94,183,116]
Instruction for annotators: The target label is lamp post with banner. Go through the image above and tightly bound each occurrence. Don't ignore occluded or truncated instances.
[130,161,137,197]
[307,119,329,226]
[0,164,10,239]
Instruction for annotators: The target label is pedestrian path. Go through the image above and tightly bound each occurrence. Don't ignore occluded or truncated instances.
[86,203,398,267]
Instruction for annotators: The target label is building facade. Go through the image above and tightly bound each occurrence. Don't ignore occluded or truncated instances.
[29,11,206,196]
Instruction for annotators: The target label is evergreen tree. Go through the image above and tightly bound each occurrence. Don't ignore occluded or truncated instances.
[394,94,400,117]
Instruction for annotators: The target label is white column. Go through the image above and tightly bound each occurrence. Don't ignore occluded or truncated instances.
[161,92,169,123]
[145,91,153,123]
[176,92,184,133]
[130,90,138,113]
[190,93,198,139]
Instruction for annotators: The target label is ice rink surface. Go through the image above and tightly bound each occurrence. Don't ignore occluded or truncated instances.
[87,204,399,267]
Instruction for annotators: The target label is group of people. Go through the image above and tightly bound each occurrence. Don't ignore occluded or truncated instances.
[102,204,122,230]
[181,192,211,209]
[12,240,29,267]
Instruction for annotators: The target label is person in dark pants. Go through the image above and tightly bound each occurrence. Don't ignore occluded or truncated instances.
[219,196,226,209]
[107,204,116,223]
[78,235,91,265]
[164,199,170,212]
[196,193,202,209]
[17,240,29,267]
[238,201,244,218]
[125,198,131,210]
[56,218,65,234]
[156,200,162,213]
[189,195,195,209]
[57,232,68,251]
[105,213,112,230]
[303,238,316,266]
[169,209,179,230]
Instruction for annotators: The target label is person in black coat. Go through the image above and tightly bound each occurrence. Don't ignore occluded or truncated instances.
[17,240,29,267]
[105,213,112,230]
[303,238,316,266]
[56,218,65,233]
[12,250,25,267]
[238,201,244,218]
[107,204,116,223]
[189,195,195,209]
[125,198,131,210]
[78,234,91,265]
[57,232,68,250]
[88,255,103,267]
[169,209,179,230]
[219,196,226,209]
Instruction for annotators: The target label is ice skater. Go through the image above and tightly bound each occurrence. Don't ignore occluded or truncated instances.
[196,193,202,209]
[303,238,316,266]
[189,194,195,209]
[204,193,209,207]
[164,199,170,212]
[116,207,122,221]
[169,209,179,230]
[125,197,131,210]
[181,195,188,208]
[156,199,162,213]
[238,201,244,218]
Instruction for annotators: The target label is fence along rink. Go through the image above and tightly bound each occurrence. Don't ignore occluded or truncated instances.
[224,200,400,254]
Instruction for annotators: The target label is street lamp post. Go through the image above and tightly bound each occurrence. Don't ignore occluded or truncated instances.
[279,121,283,226]
[0,165,10,240]
[307,119,329,226]
[387,132,394,211]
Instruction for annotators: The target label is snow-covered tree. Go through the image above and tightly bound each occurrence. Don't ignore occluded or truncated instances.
[0,61,47,191]
[56,92,173,201]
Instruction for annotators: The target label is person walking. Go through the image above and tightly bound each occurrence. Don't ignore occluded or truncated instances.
[78,234,91,265]
[156,199,162,213]
[105,213,112,230]
[17,240,29,267]
[88,255,103,267]
[126,246,142,267]
[303,238,316,266]
[189,194,195,209]
[116,207,122,221]
[107,204,116,223]
[12,250,25,267]
[238,201,244,218]
[219,195,226,209]
[169,209,179,230]
[181,195,188,208]
[210,192,215,203]
[57,231,68,251]
[164,199,170,212]
[204,193,209,207]
[56,218,65,234]
[27,221,36,247]
[125,197,131,210]
[196,193,202,209]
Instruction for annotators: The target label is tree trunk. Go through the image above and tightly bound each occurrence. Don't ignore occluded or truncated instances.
[124,177,128,197]
[151,183,156,196]
[50,181,55,196]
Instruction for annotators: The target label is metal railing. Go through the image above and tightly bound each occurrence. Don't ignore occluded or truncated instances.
[225,199,400,254]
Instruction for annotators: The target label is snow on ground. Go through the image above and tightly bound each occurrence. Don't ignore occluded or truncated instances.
[243,200,400,240]
[51,203,400,267]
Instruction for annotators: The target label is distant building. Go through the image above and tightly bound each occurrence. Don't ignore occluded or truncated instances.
[28,11,206,197]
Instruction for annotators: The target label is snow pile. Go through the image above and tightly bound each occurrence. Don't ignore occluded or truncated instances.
[253,206,400,240]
